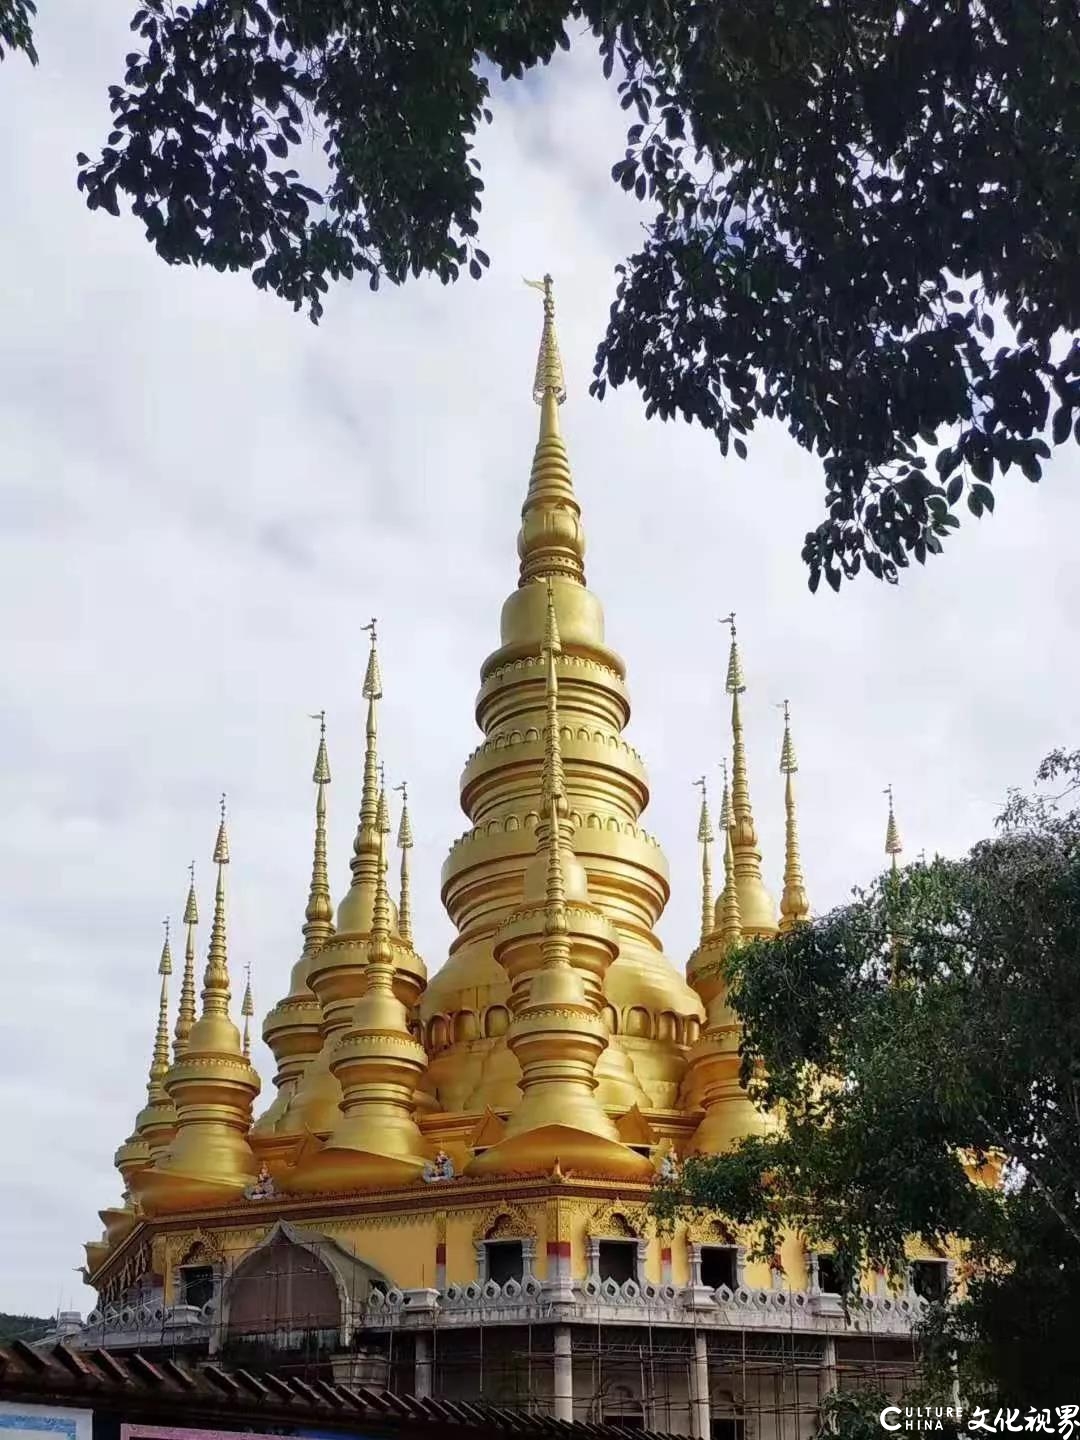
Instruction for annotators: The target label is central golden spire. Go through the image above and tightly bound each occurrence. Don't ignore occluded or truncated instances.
[469,579,650,1179]
[720,615,777,938]
[517,275,585,586]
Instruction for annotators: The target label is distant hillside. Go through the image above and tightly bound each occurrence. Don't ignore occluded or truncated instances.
[0,1312,52,1343]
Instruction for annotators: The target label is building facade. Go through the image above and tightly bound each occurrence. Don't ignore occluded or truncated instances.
[71,278,943,1436]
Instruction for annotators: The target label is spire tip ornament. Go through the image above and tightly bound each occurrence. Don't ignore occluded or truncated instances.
[884,784,903,869]
[525,274,566,405]
[213,793,229,866]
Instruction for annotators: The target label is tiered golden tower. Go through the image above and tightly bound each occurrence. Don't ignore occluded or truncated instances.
[85,274,822,1306]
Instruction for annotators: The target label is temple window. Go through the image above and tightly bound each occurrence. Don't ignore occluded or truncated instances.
[712,1419,747,1440]
[604,1412,644,1431]
[598,1241,637,1285]
[911,1259,949,1302]
[602,1383,643,1429]
[180,1265,214,1309]
[485,1240,524,1285]
[701,1245,739,1292]
[814,1253,842,1295]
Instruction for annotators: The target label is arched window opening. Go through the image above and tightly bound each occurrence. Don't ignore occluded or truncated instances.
[224,1234,342,1359]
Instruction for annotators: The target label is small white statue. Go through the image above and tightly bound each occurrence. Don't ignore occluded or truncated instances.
[658,1151,681,1182]
[246,1163,275,1200]
[423,1149,455,1182]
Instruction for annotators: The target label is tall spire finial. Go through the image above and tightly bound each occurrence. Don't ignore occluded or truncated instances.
[350,620,383,888]
[378,763,390,840]
[884,784,903,870]
[525,274,566,406]
[693,776,714,945]
[202,793,232,1018]
[719,615,776,936]
[369,780,394,977]
[540,578,570,836]
[174,862,198,1061]
[718,820,743,949]
[302,711,334,960]
[718,757,733,831]
[541,578,571,958]
[778,700,810,932]
[241,963,254,1059]
[149,918,172,1100]
[518,277,584,586]
[394,781,414,945]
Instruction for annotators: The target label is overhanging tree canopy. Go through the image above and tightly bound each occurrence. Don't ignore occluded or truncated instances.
[13,1,1078,590]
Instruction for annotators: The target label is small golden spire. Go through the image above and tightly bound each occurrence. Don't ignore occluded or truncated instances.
[693,776,714,945]
[718,823,742,950]
[302,711,334,960]
[518,276,584,586]
[718,757,733,831]
[394,781,413,946]
[348,620,383,891]
[884,784,903,870]
[241,963,254,1059]
[369,784,395,981]
[777,700,810,932]
[174,863,198,1061]
[720,614,777,936]
[378,763,391,842]
[202,793,232,1019]
[148,919,172,1101]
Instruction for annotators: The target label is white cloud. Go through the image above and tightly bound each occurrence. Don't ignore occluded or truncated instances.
[1,6,1077,1319]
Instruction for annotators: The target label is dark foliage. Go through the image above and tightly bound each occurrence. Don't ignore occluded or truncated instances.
[73,3,1080,586]
[0,0,37,64]
[0,1312,53,1342]
[655,750,1080,1401]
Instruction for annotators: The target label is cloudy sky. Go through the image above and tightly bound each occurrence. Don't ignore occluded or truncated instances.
[1,6,1077,1320]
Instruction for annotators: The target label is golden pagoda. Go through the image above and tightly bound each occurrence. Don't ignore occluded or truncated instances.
[77,279,940,1433]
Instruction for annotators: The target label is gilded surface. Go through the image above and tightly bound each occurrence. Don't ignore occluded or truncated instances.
[85,278,822,1300]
